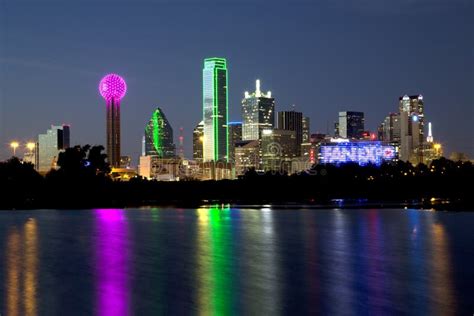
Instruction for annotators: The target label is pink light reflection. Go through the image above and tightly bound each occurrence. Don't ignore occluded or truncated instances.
[94,209,130,316]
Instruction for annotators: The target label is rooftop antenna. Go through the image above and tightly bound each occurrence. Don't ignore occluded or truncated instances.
[256,79,261,98]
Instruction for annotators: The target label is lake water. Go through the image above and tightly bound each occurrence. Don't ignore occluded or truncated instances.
[0,207,473,315]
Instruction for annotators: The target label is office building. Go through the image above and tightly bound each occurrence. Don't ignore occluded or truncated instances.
[234,140,260,176]
[144,107,175,158]
[277,110,303,154]
[399,94,424,164]
[228,122,242,163]
[203,57,228,162]
[37,125,70,173]
[379,113,401,143]
[139,156,182,181]
[242,80,275,141]
[193,121,204,161]
[261,129,297,172]
[338,111,365,139]
[302,116,310,143]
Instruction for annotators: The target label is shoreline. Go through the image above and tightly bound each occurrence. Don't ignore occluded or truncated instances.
[2,198,471,212]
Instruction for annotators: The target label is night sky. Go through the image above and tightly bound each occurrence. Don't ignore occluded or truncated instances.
[1,0,473,162]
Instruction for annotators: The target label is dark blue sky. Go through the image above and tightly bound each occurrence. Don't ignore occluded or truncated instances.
[1,0,473,161]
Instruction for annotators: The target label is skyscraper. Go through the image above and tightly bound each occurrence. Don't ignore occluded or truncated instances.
[278,110,303,154]
[203,57,228,162]
[37,125,70,173]
[338,111,365,139]
[193,121,204,161]
[261,129,297,172]
[242,79,275,141]
[399,94,424,163]
[99,74,127,167]
[228,122,242,163]
[235,140,260,176]
[380,113,401,143]
[302,116,310,143]
[144,107,175,158]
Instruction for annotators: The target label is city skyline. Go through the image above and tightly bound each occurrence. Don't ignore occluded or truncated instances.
[1,2,472,162]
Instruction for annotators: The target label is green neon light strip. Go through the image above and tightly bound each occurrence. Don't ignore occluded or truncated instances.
[225,66,229,162]
[202,68,206,160]
[214,67,218,161]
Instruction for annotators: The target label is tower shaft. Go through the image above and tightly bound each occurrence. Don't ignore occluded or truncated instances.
[107,98,121,167]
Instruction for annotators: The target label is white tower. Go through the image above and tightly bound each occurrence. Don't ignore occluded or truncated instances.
[427,122,433,143]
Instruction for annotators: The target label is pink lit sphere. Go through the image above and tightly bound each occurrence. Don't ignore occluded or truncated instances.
[99,74,127,101]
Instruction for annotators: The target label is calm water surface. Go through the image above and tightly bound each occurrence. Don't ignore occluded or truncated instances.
[0,207,473,315]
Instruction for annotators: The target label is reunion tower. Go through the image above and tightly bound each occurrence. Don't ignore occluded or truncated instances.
[99,74,127,168]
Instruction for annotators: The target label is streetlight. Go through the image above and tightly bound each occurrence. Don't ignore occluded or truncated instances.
[433,143,442,158]
[10,141,19,156]
[26,142,36,152]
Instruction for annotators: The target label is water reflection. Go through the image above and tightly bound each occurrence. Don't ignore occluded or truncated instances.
[327,210,353,314]
[365,210,386,314]
[5,219,38,316]
[195,205,234,315]
[0,208,468,315]
[430,221,456,314]
[94,209,130,316]
[240,208,280,314]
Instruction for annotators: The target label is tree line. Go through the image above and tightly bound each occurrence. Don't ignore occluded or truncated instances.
[0,145,472,209]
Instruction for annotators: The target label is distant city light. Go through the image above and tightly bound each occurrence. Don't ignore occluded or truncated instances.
[412,115,419,122]
[26,142,36,151]
[10,141,19,156]
[330,138,349,143]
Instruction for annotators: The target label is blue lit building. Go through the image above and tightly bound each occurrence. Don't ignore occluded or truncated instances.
[319,141,397,166]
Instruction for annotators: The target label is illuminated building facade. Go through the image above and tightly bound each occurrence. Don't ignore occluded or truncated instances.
[99,74,127,167]
[277,110,303,155]
[203,57,228,162]
[235,140,260,176]
[380,113,401,143]
[228,122,242,163]
[144,107,175,158]
[193,121,204,161]
[139,156,182,181]
[302,116,310,143]
[399,94,424,164]
[261,129,297,172]
[242,80,275,141]
[338,111,365,139]
[319,141,396,166]
[37,125,70,173]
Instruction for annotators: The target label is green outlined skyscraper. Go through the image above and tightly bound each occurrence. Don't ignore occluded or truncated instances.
[203,57,229,162]
[144,107,175,158]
